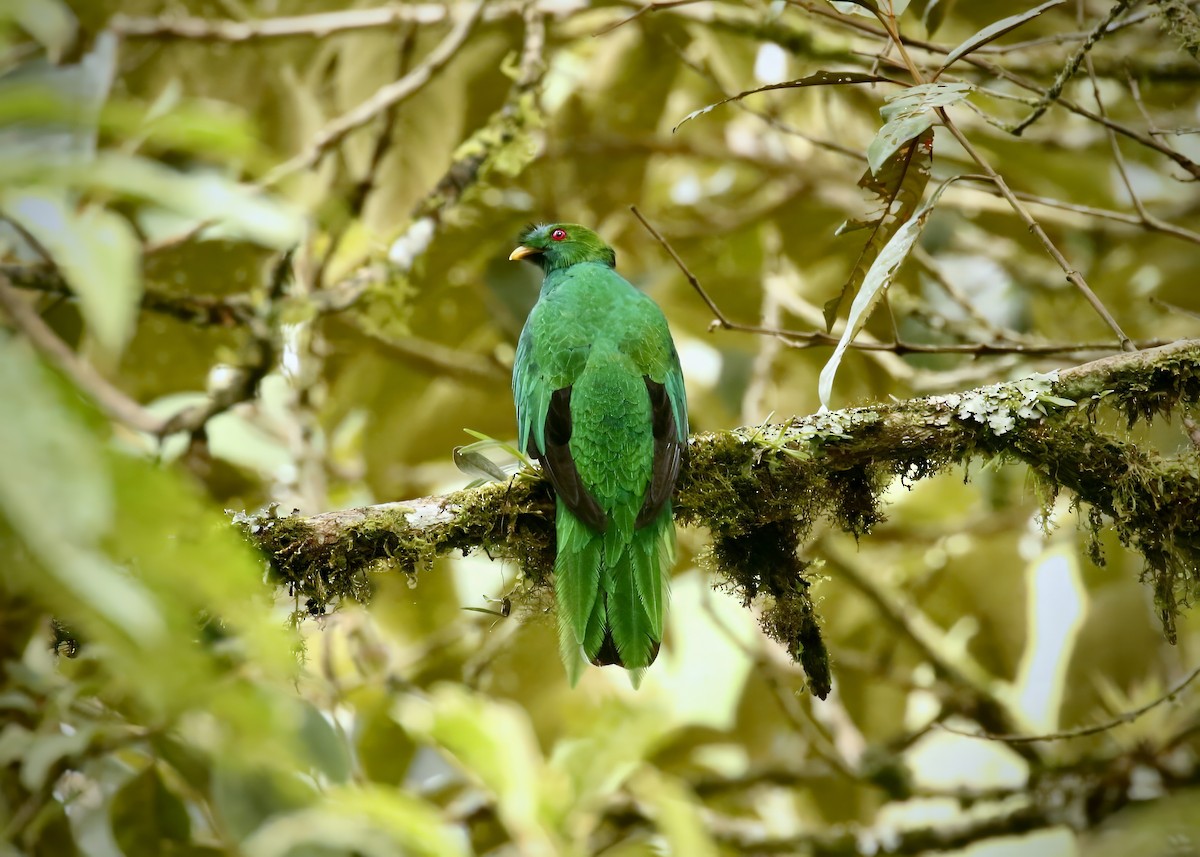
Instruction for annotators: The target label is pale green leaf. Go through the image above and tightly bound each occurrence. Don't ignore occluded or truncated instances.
[19,727,95,791]
[830,0,910,16]
[244,785,468,857]
[819,212,922,408]
[3,0,77,61]
[0,152,305,250]
[395,685,560,848]
[819,191,944,409]
[819,178,963,407]
[829,0,880,17]
[939,0,1065,72]
[826,127,933,330]
[453,444,509,483]
[211,763,316,842]
[0,340,164,640]
[868,82,972,174]
[1,189,141,356]
[297,702,352,783]
[923,0,958,35]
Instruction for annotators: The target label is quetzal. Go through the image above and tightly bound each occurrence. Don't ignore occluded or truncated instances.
[510,223,688,685]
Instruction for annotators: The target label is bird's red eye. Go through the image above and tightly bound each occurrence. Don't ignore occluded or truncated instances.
[551,229,567,241]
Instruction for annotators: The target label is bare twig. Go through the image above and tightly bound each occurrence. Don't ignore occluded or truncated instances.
[632,207,1163,356]
[939,119,1136,351]
[1011,0,1136,135]
[786,0,1200,178]
[939,663,1200,743]
[851,1,1136,351]
[974,6,1153,52]
[594,0,707,36]
[260,1,485,187]
[629,205,734,328]
[0,274,162,433]
[110,1,545,41]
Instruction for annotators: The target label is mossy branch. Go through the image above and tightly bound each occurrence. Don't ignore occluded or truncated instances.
[247,340,1200,658]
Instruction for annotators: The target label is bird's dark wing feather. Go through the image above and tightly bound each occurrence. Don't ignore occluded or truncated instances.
[534,386,609,533]
[636,376,682,529]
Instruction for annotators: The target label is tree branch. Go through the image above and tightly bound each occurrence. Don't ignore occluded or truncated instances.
[247,340,1200,649]
[260,1,486,187]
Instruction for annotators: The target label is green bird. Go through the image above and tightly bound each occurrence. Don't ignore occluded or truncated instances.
[510,223,688,686]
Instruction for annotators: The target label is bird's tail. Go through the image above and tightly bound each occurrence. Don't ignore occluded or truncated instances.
[554,500,674,687]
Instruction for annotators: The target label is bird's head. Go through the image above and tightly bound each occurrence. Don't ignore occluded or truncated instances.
[509,223,617,272]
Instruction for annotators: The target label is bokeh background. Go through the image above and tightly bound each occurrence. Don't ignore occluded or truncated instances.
[2,0,1200,854]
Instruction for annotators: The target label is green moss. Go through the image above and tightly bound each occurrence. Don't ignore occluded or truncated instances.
[242,475,557,621]
[712,521,830,699]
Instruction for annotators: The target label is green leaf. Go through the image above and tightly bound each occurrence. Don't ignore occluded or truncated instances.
[110,764,191,857]
[243,785,469,857]
[0,152,304,250]
[819,179,957,409]
[825,127,933,330]
[354,689,415,786]
[212,762,316,841]
[922,0,958,35]
[2,190,142,356]
[1040,395,1077,408]
[453,444,509,483]
[396,685,559,848]
[2,0,77,61]
[0,341,164,640]
[298,701,352,783]
[831,0,910,16]
[462,428,529,466]
[24,732,92,792]
[829,0,880,17]
[674,71,897,133]
[868,82,972,174]
[939,0,1065,72]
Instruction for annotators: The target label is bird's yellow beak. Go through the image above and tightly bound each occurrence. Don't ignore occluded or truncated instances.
[509,245,538,261]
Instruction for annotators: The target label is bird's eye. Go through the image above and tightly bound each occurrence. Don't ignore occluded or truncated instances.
[551,229,567,241]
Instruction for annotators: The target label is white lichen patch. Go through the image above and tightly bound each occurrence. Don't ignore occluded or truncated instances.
[740,409,882,461]
[939,371,1077,436]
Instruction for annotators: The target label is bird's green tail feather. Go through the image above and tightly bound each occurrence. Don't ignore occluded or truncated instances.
[554,499,674,686]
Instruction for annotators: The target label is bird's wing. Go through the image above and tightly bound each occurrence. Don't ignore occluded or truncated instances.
[514,318,609,532]
[632,309,688,529]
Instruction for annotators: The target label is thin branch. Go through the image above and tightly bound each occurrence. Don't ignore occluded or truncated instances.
[629,205,733,328]
[1010,0,1136,135]
[0,275,163,433]
[851,0,1136,352]
[818,539,1034,742]
[939,663,1200,743]
[260,1,486,187]
[594,0,708,37]
[0,263,276,438]
[938,117,1136,351]
[358,328,506,383]
[1005,189,1200,246]
[785,0,1200,178]
[110,1,539,41]
[632,208,1165,356]
[973,6,1154,52]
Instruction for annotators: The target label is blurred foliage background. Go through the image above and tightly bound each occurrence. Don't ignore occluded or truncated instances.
[2,0,1200,854]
